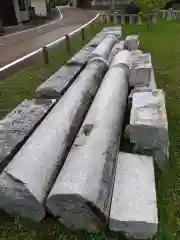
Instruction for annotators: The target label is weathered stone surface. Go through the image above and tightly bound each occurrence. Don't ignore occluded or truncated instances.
[128,90,169,170]
[37,34,117,99]
[0,56,110,222]
[128,68,157,109]
[102,27,122,39]
[109,152,158,239]
[124,35,139,50]
[67,45,94,65]
[90,35,117,61]
[36,45,95,98]
[111,50,131,68]
[46,51,130,231]
[108,41,125,64]
[129,53,152,87]
[87,33,105,47]
[36,65,84,98]
[87,27,122,48]
[0,99,55,172]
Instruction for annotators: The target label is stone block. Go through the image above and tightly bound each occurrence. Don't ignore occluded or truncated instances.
[128,68,157,110]
[0,99,55,171]
[124,35,139,50]
[90,35,117,61]
[36,65,84,98]
[102,27,122,39]
[37,45,94,98]
[0,53,110,222]
[129,53,152,87]
[128,90,169,169]
[46,51,130,231]
[109,152,158,239]
[108,41,125,64]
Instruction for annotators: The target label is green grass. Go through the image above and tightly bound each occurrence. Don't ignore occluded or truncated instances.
[0,21,180,239]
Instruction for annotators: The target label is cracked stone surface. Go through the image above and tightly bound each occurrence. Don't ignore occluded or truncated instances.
[129,53,152,87]
[102,27,122,39]
[0,50,111,222]
[36,45,95,98]
[47,51,130,231]
[109,152,158,239]
[37,30,120,99]
[0,99,55,172]
[128,90,169,170]
[128,68,157,110]
[108,41,125,64]
[124,35,139,50]
[90,35,117,61]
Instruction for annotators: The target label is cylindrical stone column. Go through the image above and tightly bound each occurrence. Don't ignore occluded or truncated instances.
[167,8,172,21]
[0,37,116,222]
[121,14,125,24]
[137,15,142,24]
[46,50,131,231]
[90,35,117,60]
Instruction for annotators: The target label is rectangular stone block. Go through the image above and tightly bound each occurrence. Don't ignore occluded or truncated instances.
[128,90,169,169]
[108,41,125,64]
[37,44,95,98]
[36,65,84,98]
[102,27,122,39]
[0,99,55,171]
[128,68,157,110]
[129,53,152,87]
[124,35,139,50]
[109,152,158,239]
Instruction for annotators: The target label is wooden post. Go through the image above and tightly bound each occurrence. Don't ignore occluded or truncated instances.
[81,28,85,42]
[65,34,71,53]
[42,47,49,65]
[91,23,95,32]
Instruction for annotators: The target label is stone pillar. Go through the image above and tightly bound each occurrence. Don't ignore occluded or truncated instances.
[13,0,21,24]
[100,14,104,23]
[162,11,166,19]
[106,15,110,24]
[167,8,172,21]
[151,13,157,24]
[137,15,142,24]
[0,37,115,222]
[129,15,133,24]
[121,14,125,24]
[113,13,117,24]
[46,51,131,231]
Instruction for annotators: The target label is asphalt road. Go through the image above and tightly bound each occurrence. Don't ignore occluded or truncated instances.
[0,8,96,68]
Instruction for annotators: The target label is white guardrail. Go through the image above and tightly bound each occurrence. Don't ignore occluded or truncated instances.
[0,13,101,80]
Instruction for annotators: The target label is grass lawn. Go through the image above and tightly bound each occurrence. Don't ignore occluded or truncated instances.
[0,21,179,239]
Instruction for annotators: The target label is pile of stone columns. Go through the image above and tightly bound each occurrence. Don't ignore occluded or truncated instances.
[0,28,169,239]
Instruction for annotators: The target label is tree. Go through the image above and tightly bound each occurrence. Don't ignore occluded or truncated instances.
[133,0,166,26]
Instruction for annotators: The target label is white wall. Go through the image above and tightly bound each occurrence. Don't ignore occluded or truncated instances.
[13,0,30,23]
[31,0,47,16]
[13,0,21,23]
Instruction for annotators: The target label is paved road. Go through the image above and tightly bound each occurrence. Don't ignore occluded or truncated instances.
[0,8,96,68]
